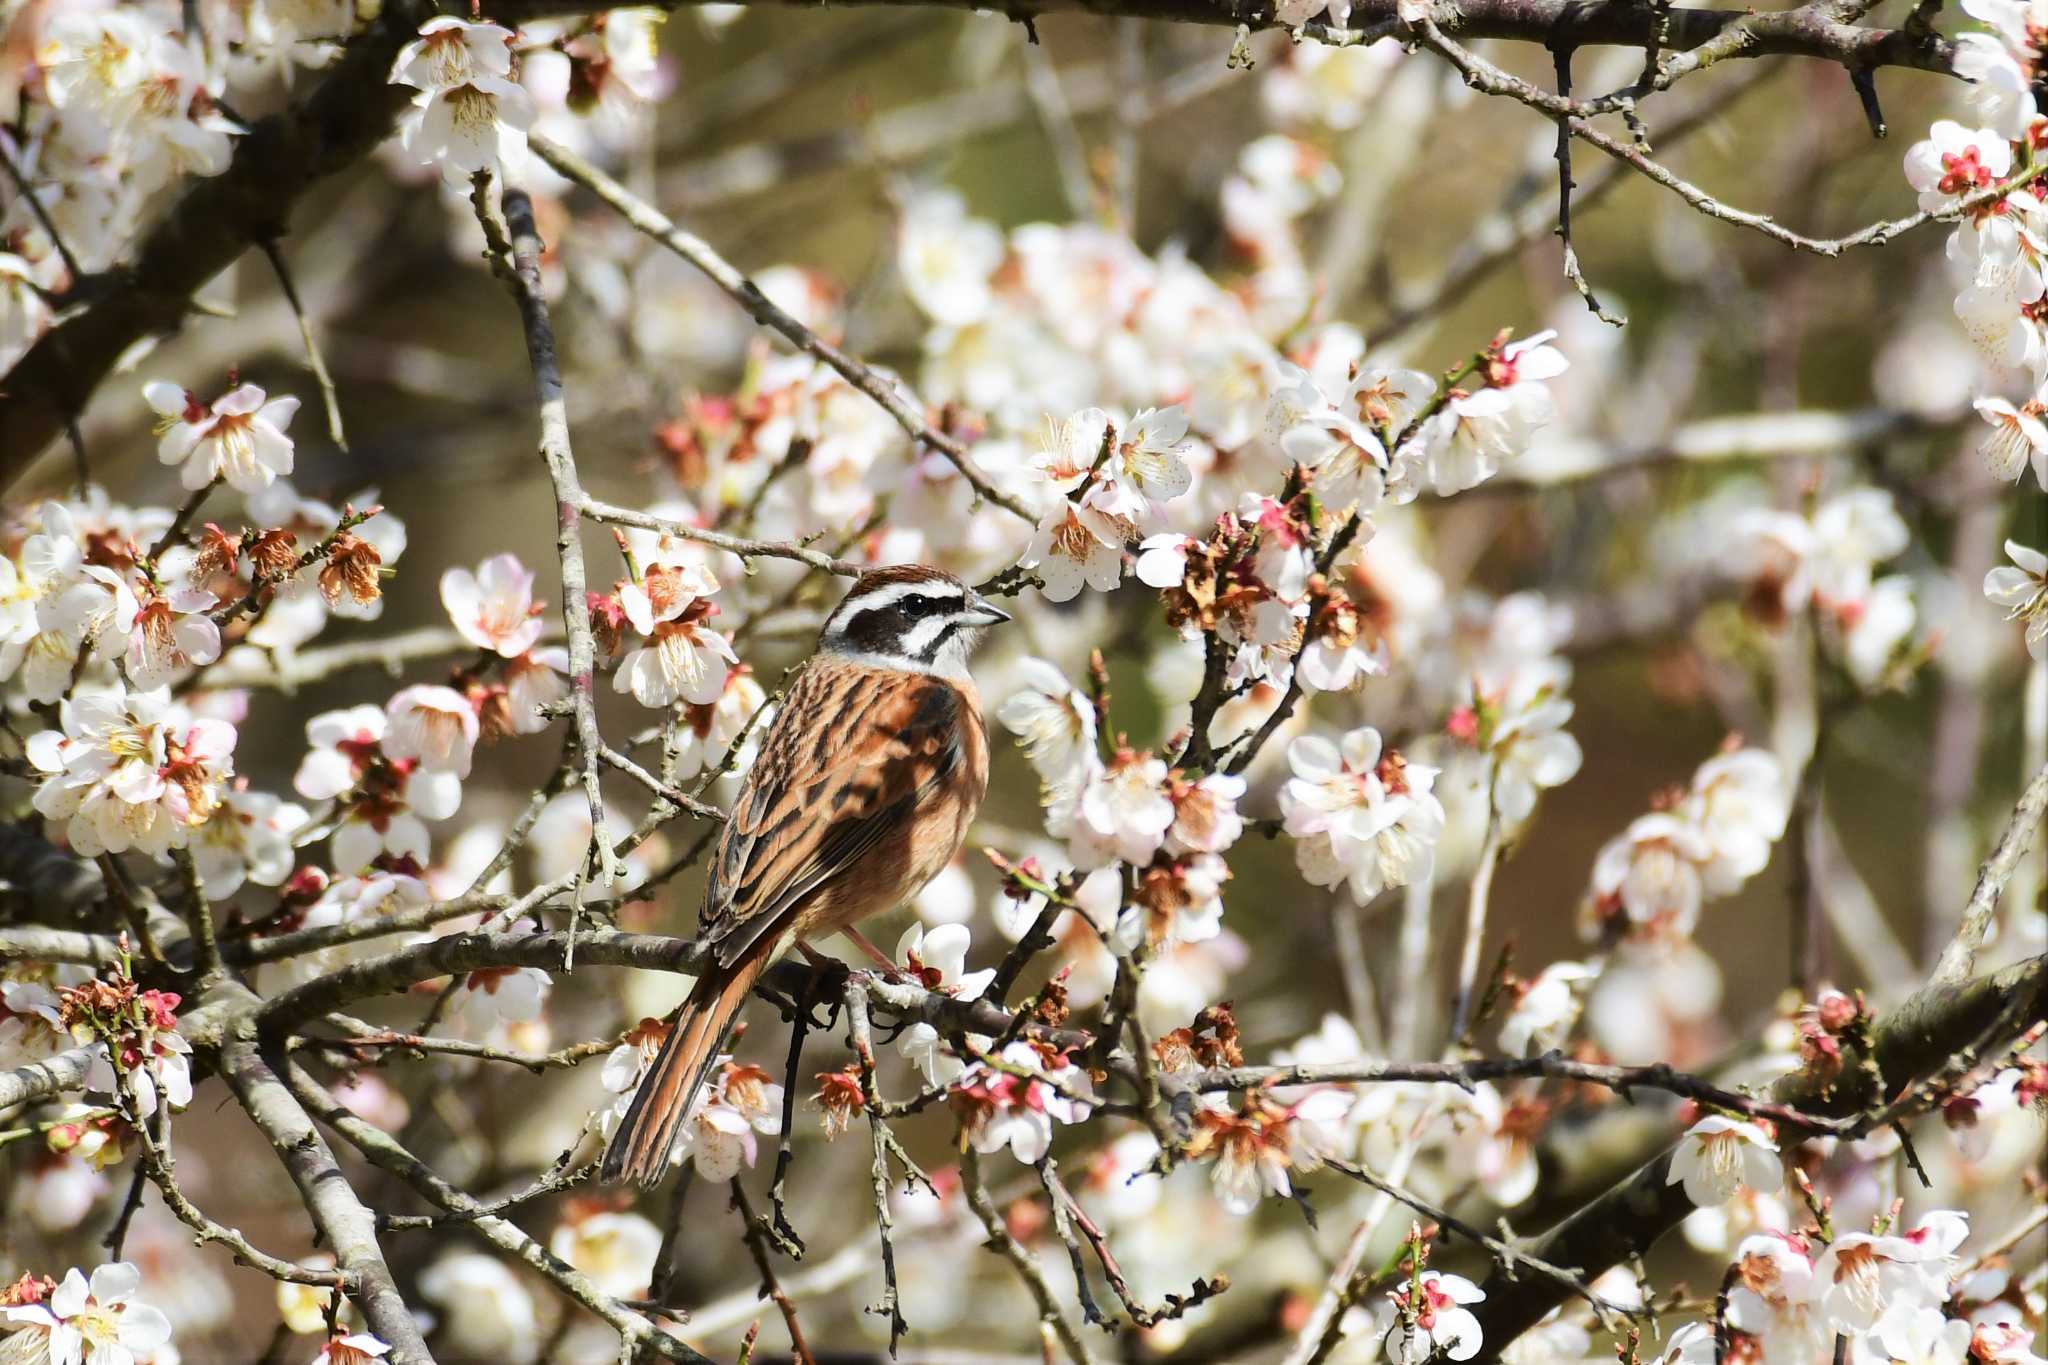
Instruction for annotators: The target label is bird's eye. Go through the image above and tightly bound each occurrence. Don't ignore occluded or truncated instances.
[904,596,935,618]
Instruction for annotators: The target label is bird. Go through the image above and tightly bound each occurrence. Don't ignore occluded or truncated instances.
[600,563,1011,1186]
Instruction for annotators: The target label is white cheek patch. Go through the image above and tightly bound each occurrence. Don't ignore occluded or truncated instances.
[902,616,952,658]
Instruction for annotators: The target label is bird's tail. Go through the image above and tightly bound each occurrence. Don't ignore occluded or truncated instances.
[600,950,768,1187]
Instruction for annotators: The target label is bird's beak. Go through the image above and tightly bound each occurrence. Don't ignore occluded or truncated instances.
[964,593,1012,626]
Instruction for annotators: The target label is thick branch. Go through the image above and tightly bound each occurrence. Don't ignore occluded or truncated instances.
[489,0,1955,80]
[1466,953,2048,1360]
[216,1030,435,1365]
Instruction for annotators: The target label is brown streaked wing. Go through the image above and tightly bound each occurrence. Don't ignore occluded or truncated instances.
[698,659,964,967]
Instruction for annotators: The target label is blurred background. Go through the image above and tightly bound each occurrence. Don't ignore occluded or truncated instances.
[3,4,2043,1360]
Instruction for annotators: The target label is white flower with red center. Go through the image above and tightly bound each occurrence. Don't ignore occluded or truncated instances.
[548,1211,662,1300]
[895,923,997,1086]
[1345,362,1435,436]
[1238,493,1314,603]
[391,16,514,89]
[1812,1231,1946,1334]
[1022,414,1137,602]
[1986,538,2048,660]
[1904,121,2013,212]
[1279,726,1444,902]
[1164,771,1246,855]
[1974,395,2048,486]
[1589,812,1713,938]
[118,576,220,690]
[496,647,569,736]
[459,959,551,1033]
[1722,1230,1823,1358]
[82,989,193,1119]
[655,1061,782,1179]
[1668,1115,1781,1207]
[1679,747,1790,891]
[612,561,736,709]
[1068,746,1175,868]
[898,189,1005,327]
[1460,1084,1550,1206]
[949,1041,1092,1164]
[1485,681,1583,824]
[389,17,533,179]
[26,684,236,857]
[1416,386,1525,495]
[668,665,767,781]
[293,705,462,872]
[1298,593,1388,692]
[1130,532,1196,589]
[1186,1097,1309,1213]
[1377,1271,1487,1364]
[314,1333,391,1365]
[383,684,480,779]
[997,657,1101,791]
[440,553,544,658]
[189,786,310,898]
[1953,281,2043,368]
[143,380,300,493]
[397,79,535,181]
[1499,960,1596,1057]
[1,1263,174,1365]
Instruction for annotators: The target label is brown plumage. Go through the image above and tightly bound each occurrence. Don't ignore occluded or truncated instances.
[601,566,1006,1187]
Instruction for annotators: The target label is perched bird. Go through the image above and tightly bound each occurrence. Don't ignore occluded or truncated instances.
[600,564,1011,1186]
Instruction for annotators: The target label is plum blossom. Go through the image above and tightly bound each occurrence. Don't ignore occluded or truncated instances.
[1088,405,1194,520]
[997,658,1100,791]
[670,666,768,781]
[1668,1115,1780,1207]
[143,380,299,493]
[27,685,236,857]
[314,1334,391,1365]
[457,963,551,1027]
[1973,395,2048,487]
[1878,1307,1976,1365]
[1,1263,173,1365]
[417,1253,540,1365]
[1903,121,2012,213]
[1499,960,1596,1056]
[1485,683,1583,824]
[1590,813,1714,936]
[189,787,310,898]
[293,705,462,871]
[440,553,544,657]
[382,684,480,779]
[390,18,535,179]
[1376,1271,1487,1364]
[895,923,996,1086]
[549,1211,661,1299]
[898,189,1005,326]
[1811,1230,1947,1334]
[949,1042,1093,1163]
[1067,747,1174,868]
[1280,726,1445,902]
[1025,503,1128,603]
[612,561,736,708]
[1985,539,2048,660]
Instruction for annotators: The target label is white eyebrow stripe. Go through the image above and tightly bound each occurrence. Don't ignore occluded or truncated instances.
[902,616,952,657]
